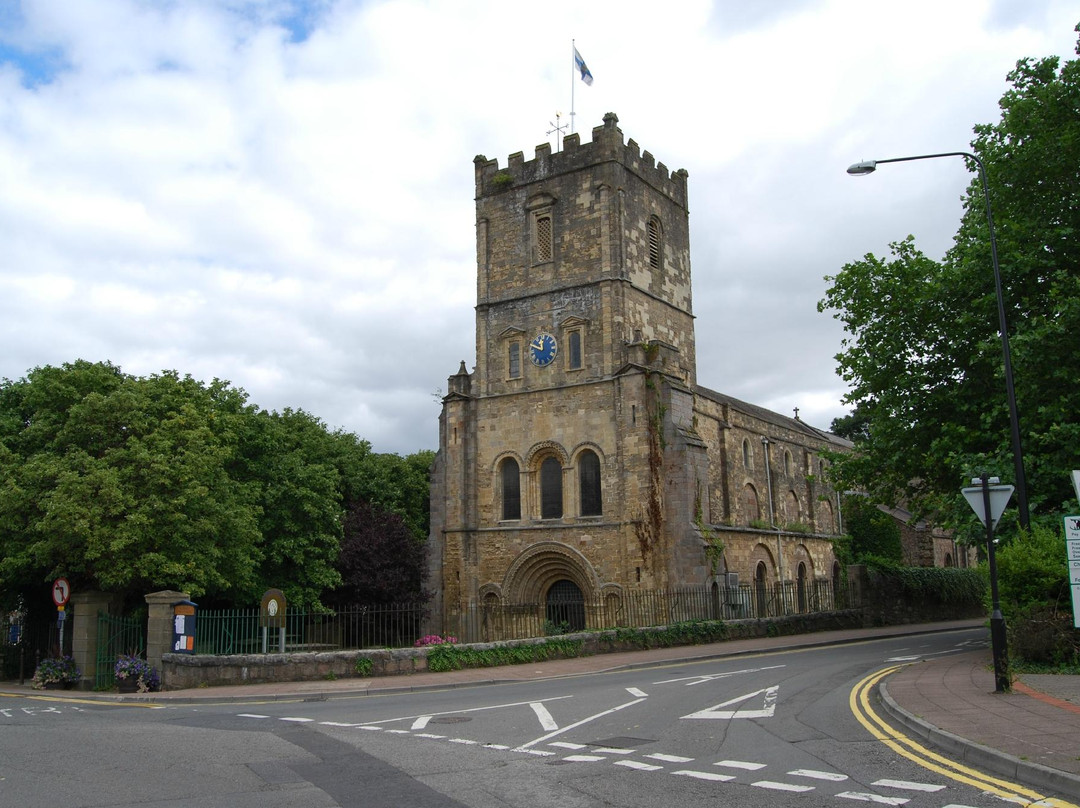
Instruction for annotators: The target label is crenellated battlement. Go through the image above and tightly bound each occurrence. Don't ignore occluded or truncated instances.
[474,112,688,208]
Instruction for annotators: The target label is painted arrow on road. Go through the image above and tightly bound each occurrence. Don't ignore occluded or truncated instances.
[681,685,779,719]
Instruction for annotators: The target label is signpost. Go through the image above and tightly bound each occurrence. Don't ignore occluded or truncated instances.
[52,577,71,656]
[961,475,1012,693]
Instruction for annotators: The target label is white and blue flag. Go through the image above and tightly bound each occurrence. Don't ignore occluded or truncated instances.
[574,47,593,85]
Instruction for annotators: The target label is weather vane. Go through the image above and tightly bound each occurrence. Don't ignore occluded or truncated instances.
[547,112,567,152]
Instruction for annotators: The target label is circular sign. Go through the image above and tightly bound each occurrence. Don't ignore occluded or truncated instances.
[52,578,71,607]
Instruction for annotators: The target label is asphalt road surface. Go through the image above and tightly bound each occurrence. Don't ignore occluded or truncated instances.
[2,627,1022,808]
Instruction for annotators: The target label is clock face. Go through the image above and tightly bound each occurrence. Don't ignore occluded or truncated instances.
[529,333,557,367]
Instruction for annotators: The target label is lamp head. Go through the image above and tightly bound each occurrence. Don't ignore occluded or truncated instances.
[847,160,877,176]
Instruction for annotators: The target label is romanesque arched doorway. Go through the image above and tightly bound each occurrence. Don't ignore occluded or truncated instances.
[755,561,768,617]
[545,579,585,632]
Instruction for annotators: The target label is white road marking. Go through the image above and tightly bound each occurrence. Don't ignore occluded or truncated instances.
[237,713,269,719]
[530,701,559,731]
[646,753,694,763]
[626,687,648,697]
[672,770,735,782]
[682,685,779,719]
[753,780,815,792]
[564,754,606,762]
[320,721,358,727]
[358,725,382,731]
[518,696,646,749]
[593,747,634,754]
[449,738,477,745]
[550,741,587,750]
[886,656,922,662]
[513,747,556,756]
[384,729,410,734]
[279,717,314,723]
[715,759,766,770]
[655,665,785,686]
[838,792,910,805]
[355,695,573,727]
[790,769,848,781]
[483,743,510,750]
[615,760,663,771]
[411,716,432,730]
[415,733,445,739]
[873,779,945,792]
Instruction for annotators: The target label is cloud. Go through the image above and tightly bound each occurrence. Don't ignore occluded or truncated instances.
[0,0,1077,453]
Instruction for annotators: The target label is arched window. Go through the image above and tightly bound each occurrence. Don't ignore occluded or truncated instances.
[742,439,752,469]
[500,458,520,520]
[535,214,553,263]
[540,456,563,519]
[742,484,760,522]
[784,450,793,477]
[579,450,602,516]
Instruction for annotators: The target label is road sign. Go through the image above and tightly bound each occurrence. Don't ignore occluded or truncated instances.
[1066,516,1080,629]
[961,480,1014,530]
[1072,470,1080,505]
[52,578,71,607]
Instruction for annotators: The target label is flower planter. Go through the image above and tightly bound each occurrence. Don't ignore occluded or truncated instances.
[116,677,139,693]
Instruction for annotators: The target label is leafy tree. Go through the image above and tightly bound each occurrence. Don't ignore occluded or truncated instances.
[842,496,903,563]
[0,360,435,610]
[0,363,262,604]
[332,499,428,605]
[820,26,1080,528]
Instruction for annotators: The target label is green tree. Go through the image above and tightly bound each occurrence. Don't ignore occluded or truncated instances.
[819,26,1080,527]
[0,363,262,604]
[842,496,903,563]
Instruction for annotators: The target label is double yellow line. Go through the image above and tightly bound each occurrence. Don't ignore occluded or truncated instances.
[850,665,1077,807]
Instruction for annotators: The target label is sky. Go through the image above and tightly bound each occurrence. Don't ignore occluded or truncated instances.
[0,0,1077,455]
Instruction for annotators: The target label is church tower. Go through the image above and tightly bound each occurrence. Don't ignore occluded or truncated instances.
[428,113,715,635]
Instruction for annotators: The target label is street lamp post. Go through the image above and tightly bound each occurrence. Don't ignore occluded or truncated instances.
[847,152,1030,530]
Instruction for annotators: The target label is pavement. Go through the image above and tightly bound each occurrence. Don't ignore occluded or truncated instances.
[5,618,1080,802]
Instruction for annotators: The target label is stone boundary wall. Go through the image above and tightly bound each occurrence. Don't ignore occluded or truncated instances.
[161,609,864,690]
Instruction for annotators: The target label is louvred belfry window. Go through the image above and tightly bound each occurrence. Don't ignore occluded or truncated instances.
[648,217,662,269]
[536,215,553,262]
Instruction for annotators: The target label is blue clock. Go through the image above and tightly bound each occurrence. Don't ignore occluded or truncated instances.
[529,333,557,367]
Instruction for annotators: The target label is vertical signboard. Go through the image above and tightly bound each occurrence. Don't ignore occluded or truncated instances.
[1065,516,1080,629]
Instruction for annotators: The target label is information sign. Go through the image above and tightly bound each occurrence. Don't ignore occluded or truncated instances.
[1066,515,1080,629]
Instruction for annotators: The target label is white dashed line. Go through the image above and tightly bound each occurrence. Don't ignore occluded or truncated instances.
[593,747,634,754]
[513,747,556,756]
[320,722,358,727]
[358,725,382,731]
[646,753,694,763]
[550,741,587,750]
[837,792,909,805]
[237,713,269,719]
[564,754,606,762]
[415,733,446,739]
[790,769,848,781]
[752,780,814,792]
[449,738,477,745]
[626,687,648,697]
[672,770,735,782]
[615,760,663,771]
[873,779,945,792]
[715,759,766,770]
[279,717,314,723]
[384,729,410,734]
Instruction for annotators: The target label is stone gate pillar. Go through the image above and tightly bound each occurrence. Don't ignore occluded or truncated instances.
[145,590,190,678]
[70,591,120,690]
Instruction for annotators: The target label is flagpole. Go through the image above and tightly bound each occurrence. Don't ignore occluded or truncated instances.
[570,39,576,134]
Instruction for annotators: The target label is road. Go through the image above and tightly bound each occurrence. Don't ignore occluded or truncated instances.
[0,627,1037,807]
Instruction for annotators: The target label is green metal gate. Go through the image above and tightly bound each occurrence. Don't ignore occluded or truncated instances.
[95,613,145,690]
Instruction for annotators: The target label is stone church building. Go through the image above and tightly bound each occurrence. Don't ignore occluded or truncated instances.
[427,113,850,638]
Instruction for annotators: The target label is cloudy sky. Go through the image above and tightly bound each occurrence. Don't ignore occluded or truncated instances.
[1,1,1076,455]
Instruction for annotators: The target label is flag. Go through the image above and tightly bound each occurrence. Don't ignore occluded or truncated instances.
[574,47,593,86]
